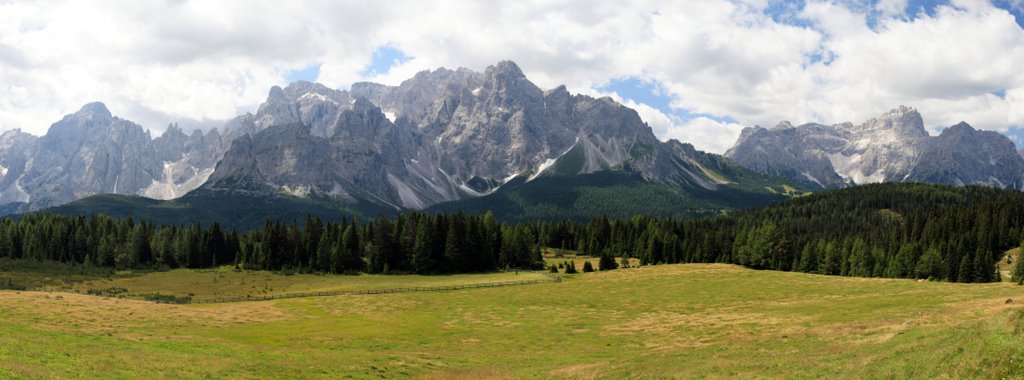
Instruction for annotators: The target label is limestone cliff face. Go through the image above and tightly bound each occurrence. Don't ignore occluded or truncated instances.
[726,106,1024,190]
[0,102,230,211]
[206,61,777,210]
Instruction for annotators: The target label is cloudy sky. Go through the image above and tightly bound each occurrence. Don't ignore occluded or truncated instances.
[1,0,1023,153]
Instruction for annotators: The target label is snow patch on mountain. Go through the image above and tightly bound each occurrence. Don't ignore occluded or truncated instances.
[141,159,215,200]
[299,92,338,105]
[529,137,579,181]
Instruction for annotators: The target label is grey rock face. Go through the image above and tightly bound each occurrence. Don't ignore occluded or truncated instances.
[208,60,770,210]
[906,123,1024,188]
[0,129,39,204]
[726,106,1024,190]
[2,60,790,213]
[0,102,233,211]
[727,122,848,189]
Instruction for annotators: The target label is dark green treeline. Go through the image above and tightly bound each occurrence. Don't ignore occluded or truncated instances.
[0,212,542,274]
[1,183,1021,282]
[524,183,1022,283]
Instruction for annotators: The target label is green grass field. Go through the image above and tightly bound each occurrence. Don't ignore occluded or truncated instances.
[1,264,1023,378]
[543,255,640,271]
[67,268,551,300]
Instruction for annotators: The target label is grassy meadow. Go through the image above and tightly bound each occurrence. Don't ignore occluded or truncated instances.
[1002,248,1020,281]
[1,263,1023,378]
[67,268,550,300]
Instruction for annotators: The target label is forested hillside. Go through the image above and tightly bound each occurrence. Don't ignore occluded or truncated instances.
[526,183,1024,283]
[2,183,1022,283]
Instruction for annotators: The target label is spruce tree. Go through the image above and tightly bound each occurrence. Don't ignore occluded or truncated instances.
[365,242,383,274]
[315,233,332,272]
[599,250,618,271]
[412,221,435,274]
[958,254,974,283]
[339,223,363,272]
[915,247,944,280]
[445,214,468,272]
[565,260,578,274]
[1013,249,1024,285]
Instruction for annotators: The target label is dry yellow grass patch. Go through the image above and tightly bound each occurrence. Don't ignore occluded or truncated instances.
[0,290,289,336]
[548,362,606,380]
[416,368,515,380]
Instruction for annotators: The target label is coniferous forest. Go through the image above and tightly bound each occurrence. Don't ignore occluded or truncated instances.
[1,183,1022,283]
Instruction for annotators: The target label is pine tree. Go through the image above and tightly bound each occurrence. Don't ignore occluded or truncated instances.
[797,243,816,273]
[315,233,332,272]
[973,247,993,283]
[848,239,872,277]
[915,247,945,280]
[599,250,618,271]
[207,222,226,267]
[445,213,468,272]
[412,220,435,274]
[373,219,397,272]
[330,223,361,273]
[582,261,594,273]
[565,260,578,274]
[957,253,974,283]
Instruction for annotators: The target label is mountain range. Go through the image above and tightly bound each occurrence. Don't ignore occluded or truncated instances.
[25,61,797,227]
[4,61,1022,227]
[726,106,1024,190]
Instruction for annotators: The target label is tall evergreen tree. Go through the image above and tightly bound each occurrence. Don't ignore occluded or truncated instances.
[412,220,435,274]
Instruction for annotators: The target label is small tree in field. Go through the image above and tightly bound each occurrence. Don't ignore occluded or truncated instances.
[599,251,618,271]
[564,260,578,274]
[582,261,594,273]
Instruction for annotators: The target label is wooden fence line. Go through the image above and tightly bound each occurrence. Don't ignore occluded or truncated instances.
[35,271,563,305]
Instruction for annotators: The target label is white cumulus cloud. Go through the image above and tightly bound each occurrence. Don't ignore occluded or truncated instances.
[0,0,1021,154]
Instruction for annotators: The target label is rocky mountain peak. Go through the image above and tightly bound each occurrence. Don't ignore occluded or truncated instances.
[162,123,185,137]
[255,85,302,130]
[76,102,112,120]
[772,121,795,130]
[0,128,32,141]
[489,60,526,79]
[854,105,926,137]
[483,60,536,97]
[943,121,974,133]
[267,85,287,101]
[726,106,1024,190]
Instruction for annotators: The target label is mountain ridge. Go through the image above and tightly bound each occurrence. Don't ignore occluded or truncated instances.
[29,60,801,226]
[726,106,1024,190]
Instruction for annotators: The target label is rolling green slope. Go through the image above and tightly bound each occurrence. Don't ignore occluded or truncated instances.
[41,164,801,228]
[428,171,794,222]
[43,190,396,230]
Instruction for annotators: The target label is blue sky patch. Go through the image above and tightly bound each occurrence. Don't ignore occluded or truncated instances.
[599,77,736,124]
[992,0,1024,27]
[284,63,321,84]
[762,1,1023,30]
[361,45,412,77]
[1003,127,1024,150]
